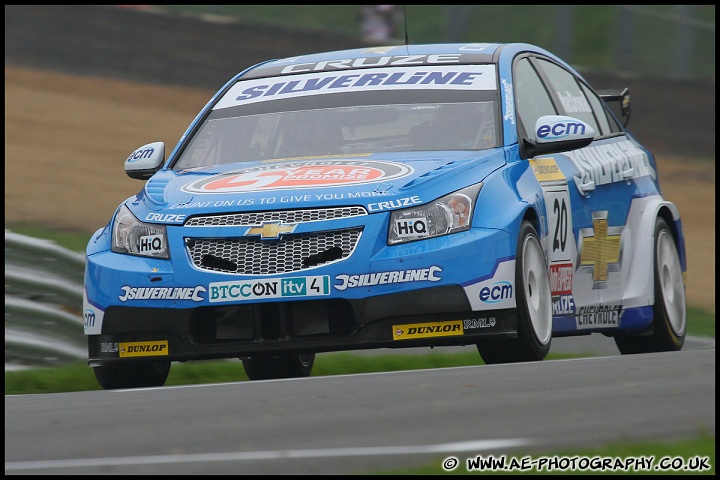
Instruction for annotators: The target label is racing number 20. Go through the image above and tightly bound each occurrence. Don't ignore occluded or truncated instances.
[553,196,568,253]
[545,190,572,263]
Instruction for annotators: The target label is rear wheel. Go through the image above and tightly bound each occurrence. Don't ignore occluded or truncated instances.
[477,220,552,364]
[615,217,686,354]
[242,353,315,380]
[93,361,171,390]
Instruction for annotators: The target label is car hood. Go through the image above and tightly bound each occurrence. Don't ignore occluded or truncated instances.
[131,151,505,222]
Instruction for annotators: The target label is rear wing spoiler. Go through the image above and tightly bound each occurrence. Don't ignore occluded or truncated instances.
[598,87,631,127]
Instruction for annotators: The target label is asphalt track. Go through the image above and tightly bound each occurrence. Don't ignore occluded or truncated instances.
[5,347,715,475]
[349,333,715,356]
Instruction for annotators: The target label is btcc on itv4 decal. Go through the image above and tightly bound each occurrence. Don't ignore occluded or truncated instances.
[83,42,687,389]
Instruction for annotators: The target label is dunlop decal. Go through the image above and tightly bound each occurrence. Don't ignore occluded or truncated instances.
[119,340,169,358]
[529,158,566,187]
[393,320,463,340]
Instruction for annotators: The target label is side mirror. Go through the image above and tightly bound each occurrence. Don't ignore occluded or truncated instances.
[522,115,594,159]
[124,142,165,180]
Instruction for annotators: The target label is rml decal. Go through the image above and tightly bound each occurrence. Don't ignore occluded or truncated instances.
[101,343,118,353]
[214,65,497,109]
[393,320,464,340]
[183,161,413,194]
[119,340,169,358]
[463,317,496,331]
[209,276,330,302]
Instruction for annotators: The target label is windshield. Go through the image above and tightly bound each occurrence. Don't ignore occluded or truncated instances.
[173,65,500,170]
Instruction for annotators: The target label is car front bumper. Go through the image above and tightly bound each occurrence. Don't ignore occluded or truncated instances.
[84,223,521,365]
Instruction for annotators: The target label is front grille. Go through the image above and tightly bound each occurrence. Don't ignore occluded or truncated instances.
[186,228,362,275]
[184,207,367,275]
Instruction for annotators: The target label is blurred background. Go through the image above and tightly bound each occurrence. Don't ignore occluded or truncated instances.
[5,5,715,158]
[160,4,717,81]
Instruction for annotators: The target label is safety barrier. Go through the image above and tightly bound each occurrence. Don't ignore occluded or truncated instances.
[4,230,87,371]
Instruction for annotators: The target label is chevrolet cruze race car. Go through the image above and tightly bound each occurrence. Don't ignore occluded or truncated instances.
[83,42,687,389]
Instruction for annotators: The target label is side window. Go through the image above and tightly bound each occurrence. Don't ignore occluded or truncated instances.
[514,58,557,142]
[580,82,622,135]
[535,59,601,136]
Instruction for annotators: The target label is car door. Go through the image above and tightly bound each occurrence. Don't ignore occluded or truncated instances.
[513,54,640,332]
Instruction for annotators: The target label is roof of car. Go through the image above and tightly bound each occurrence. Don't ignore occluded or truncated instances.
[240,42,519,80]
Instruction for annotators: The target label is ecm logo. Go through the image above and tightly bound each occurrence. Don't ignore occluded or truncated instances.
[537,121,585,139]
[127,146,154,163]
[83,309,96,328]
[479,281,513,303]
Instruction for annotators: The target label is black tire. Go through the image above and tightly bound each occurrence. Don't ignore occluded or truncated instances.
[242,353,315,380]
[477,220,552,364]
[615,217,686,354]
[93,361,171,390]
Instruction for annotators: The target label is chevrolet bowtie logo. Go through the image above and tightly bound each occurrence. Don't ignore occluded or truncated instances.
[580,212,621,285]
[245,221,297,240]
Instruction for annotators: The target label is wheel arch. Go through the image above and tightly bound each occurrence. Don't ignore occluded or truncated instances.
[521,206,542,237]
[622,197,686,311]
[657,203,687,278]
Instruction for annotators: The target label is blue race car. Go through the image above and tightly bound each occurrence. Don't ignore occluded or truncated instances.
[83,42,687,389]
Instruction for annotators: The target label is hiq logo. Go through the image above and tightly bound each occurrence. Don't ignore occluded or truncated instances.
[537,121,585,139]
[139,234,164,253]
[126,147,154,163]
[83,309,96,328]
[395,217,427,237]
[479,281,513,303]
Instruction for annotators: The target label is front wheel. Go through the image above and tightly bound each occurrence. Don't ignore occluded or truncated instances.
[615,216,686,354]
[93,361,171,390]
[477,220,552,364]
[242,353,315,380]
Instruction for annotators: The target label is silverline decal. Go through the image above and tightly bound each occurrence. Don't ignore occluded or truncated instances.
[236,69,485,101]
[119,286,206,302]
[335,266,442,291]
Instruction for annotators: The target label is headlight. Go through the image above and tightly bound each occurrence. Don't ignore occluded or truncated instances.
[111,205,169,259]
[388,183,483,245]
